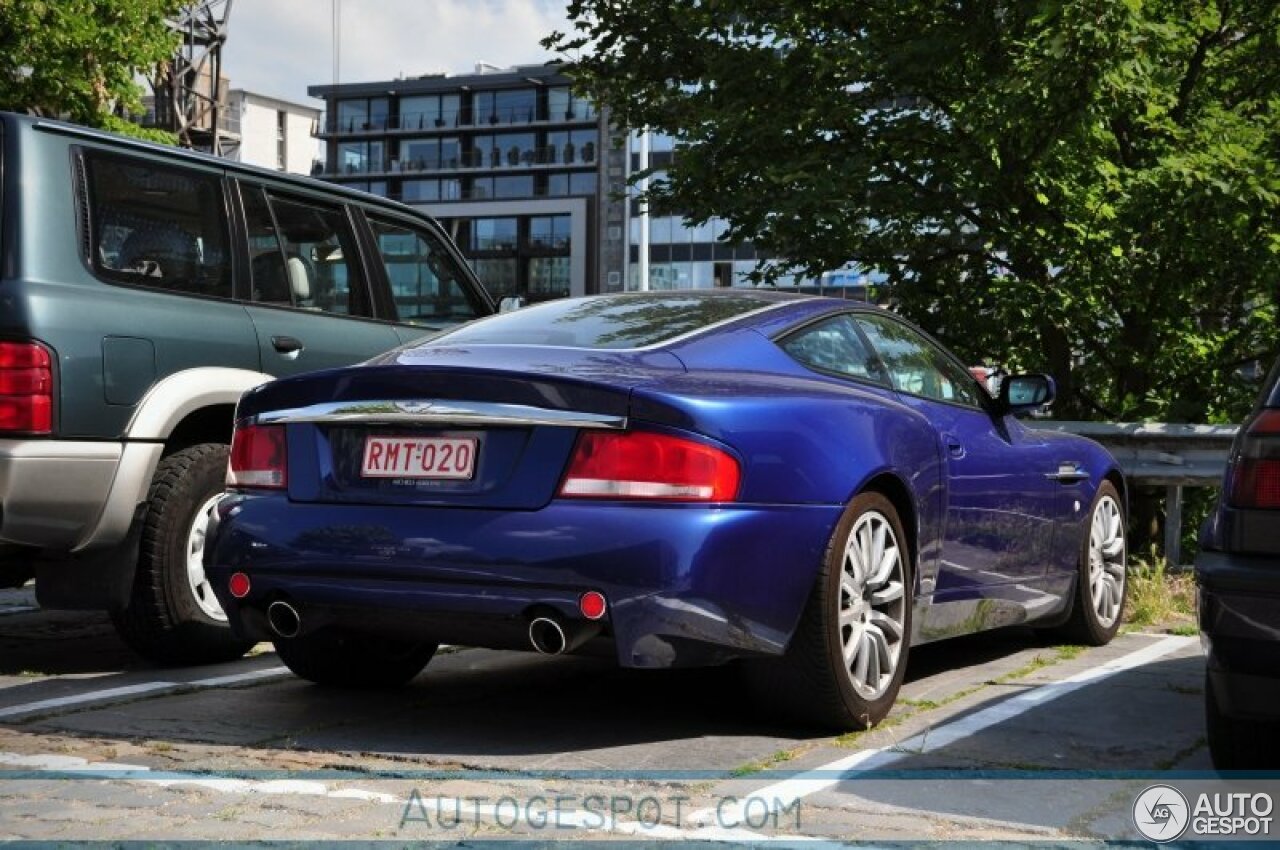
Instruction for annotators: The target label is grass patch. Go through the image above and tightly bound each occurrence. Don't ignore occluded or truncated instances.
[730,747,800,777]
[1125,555,1196,630]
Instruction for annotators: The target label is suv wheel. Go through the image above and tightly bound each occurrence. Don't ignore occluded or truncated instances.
[111,443,254,665]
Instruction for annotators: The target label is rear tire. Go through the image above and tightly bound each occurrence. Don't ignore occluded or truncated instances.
[749,492,912,730]
[1055,480,1126,646]
[1206,672,1280,770]
[274,630,437,688]
[111,444,253,666]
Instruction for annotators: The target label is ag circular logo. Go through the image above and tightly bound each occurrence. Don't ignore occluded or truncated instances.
[1133,784,1190,842]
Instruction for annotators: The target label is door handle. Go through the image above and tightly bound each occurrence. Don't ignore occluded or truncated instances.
[1045,462,1089,483]
[271,335,304,360]
[942,432,965,459]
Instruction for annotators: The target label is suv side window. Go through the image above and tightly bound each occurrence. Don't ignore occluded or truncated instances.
[780,315,888,385]
[855,314,983,407]
[85,153,232,299]
[367,216,485,328]
[241,184,369,316]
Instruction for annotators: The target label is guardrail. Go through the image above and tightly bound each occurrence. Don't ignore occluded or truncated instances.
[1030,421,1238,565]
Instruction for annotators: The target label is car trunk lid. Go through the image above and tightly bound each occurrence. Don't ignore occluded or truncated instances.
[242,346,686,510]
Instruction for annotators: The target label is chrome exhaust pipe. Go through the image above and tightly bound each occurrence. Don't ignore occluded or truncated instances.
[528,615,600,655]
[266,600,301,639]
[528,617,567,655]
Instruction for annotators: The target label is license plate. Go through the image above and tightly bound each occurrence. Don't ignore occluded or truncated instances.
[361,436,477,480]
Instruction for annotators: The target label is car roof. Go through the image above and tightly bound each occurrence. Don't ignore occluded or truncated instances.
[4,111,423,216]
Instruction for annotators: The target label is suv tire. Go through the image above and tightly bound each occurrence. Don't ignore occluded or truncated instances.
[111,443,254,665]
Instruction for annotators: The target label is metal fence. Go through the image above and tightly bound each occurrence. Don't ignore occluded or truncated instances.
[1030,421,1238,565]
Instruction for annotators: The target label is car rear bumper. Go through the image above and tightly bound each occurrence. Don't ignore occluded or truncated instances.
[206,493,843,669]
[1196,549,1280,720]
[0,439,121,549]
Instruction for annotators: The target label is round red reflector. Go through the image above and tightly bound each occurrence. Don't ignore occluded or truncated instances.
[228,572,251,599]
[579,591,607,620]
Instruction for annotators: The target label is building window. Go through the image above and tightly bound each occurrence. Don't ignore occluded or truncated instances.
[528,257,571,298]
[529,215,571,249]
[402,179,439,202]
[569,172,596,195]
[334,97,387,132]
[493,175,534,199]
[276,110,287,170]
[471,218,518,251]
[475,88,537,125]
[336,140,384,175]
[399,93,461,130]
[547,87,596,121]
[470,258,519,297]
[548,129,597,164]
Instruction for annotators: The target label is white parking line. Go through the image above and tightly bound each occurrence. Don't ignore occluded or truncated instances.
[0,666,291,720]
[0,606,38,617]
[689,634,1196,827]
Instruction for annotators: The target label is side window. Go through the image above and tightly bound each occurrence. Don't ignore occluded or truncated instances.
[367,216,485,328]
[241,184,369,317]
[855,314,983,407]
[86,153,231,299]
[780,315,886,384]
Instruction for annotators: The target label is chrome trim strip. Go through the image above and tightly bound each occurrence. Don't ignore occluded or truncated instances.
[254,400,627,429]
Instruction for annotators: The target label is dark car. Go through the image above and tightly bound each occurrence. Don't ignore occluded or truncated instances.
[1197,359,1280,768]
[207,292,1127,728]
[0,113,493,664]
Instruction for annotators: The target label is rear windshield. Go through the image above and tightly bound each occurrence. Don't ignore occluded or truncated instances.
[430,294,773,350]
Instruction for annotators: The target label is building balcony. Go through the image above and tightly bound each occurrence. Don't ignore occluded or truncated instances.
[322,143,598,178]
[316,107,599,137]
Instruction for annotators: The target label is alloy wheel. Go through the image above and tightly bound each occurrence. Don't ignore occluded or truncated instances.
[1088,494,1126,628]
[838,510,907,700]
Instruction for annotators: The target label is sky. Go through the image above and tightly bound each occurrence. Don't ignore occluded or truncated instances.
[222,0,574,107]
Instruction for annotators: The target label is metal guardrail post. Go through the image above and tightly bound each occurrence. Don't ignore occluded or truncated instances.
[1164,485,1183,567]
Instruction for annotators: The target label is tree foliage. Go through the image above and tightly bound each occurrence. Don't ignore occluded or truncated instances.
[0,0,179,142]
[548,0,1280,421]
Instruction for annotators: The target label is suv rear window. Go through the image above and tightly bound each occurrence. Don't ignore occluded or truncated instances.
[431,293,774,349]
[84,153,232,299]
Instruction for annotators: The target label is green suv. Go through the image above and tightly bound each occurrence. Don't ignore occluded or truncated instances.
[0,113,494,664]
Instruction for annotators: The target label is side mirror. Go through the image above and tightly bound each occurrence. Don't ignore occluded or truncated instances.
[498,295,526,313]
[999,373,1055,417]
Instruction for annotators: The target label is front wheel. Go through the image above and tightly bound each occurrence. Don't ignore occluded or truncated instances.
[1056,480,1127,646]
[111,443,254,665]
[274,629,437,688]
[749,492,912,730]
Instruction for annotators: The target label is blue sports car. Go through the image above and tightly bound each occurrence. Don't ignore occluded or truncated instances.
[206,292,1127,729]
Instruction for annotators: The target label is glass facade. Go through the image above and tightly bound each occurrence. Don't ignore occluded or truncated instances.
[318,67,599,301]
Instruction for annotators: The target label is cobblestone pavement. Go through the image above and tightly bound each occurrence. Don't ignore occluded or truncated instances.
[0,584,1210,842]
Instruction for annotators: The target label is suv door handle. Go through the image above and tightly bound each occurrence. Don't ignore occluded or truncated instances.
[271,335,304,359]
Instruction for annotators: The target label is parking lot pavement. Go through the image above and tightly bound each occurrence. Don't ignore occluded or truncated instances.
[0,585,1209,841]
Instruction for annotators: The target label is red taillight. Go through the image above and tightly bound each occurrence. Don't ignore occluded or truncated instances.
[0,342,52,434]
[559,430,740,502]
[1229,410,1280,508]
[227,424,287,489]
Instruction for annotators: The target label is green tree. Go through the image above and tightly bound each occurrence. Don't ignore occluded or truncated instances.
[0,0,180,142]
[548,0,1280,422]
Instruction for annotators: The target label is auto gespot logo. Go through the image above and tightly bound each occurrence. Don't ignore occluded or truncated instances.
[1134,785,1275,841]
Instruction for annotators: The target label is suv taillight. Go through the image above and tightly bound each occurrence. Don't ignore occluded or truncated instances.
[227,424,287,489]
[0,342,53,435]
[559,430,740,502]
[1228,409,1280,509]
